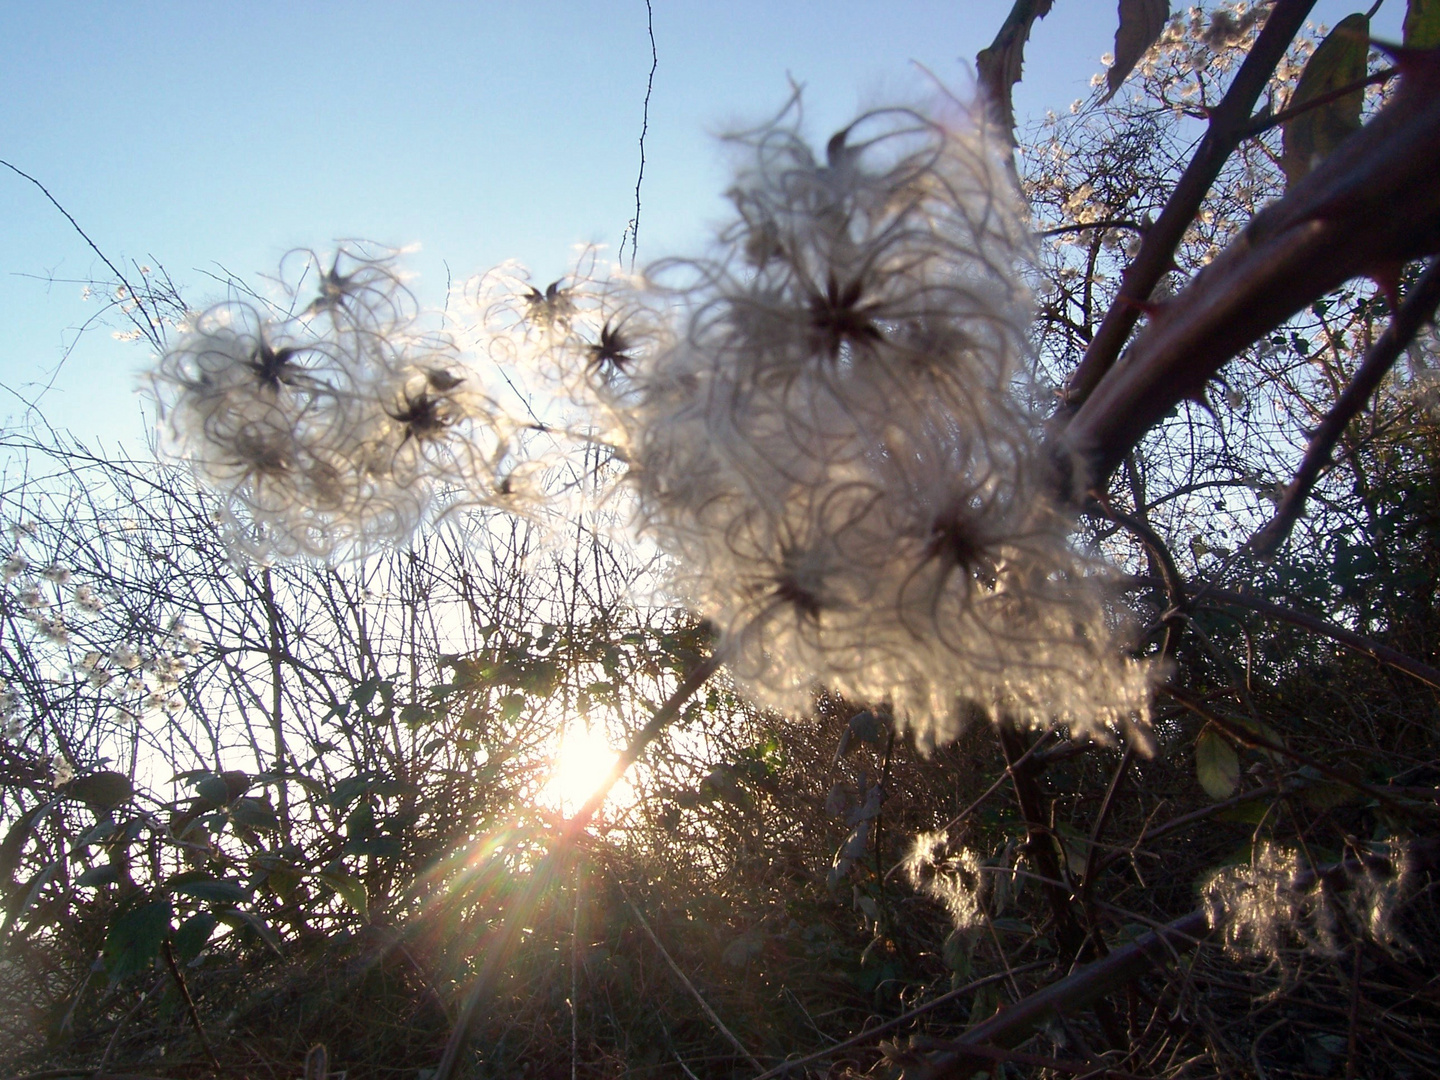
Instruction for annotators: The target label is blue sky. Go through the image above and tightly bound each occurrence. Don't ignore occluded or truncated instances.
[0,2,1403,450]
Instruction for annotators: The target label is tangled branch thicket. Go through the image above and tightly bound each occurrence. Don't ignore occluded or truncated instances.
[3,3,1440,1078]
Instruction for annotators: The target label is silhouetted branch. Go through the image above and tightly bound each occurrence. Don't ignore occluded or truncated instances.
[1250,257,1440,556]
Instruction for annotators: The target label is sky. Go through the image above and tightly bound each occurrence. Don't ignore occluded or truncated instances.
[0,1,1405,452]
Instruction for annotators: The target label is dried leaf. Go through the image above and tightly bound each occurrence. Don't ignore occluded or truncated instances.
[1281,13,1370,186]
[66,771,133,811]
[1105,0,1170,102]
[976,0,1056,144]
[1405,0,1440,48]
[1196,728,1240,800]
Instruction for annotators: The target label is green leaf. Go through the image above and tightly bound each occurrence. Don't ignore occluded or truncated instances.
[167,874,248,903]
[1405,0,1440,47]
[991,917,1033,935]
[319,865,369,921]
[351,677,382,712]
[67,771,133,811]
[173,911,217,964]
[398,703,433,728]
[329,775,373,809]
[228,797,279,831]
[217,907,283,954]
[1302,779,1360,809]
[253,771,327,798]
[263,864,304,905]
[848,710,884,745]
[77,819,117,849]
[1196,728,1241,800]
[76,863,121,888]
[0,800,54,884]
[345,801,375,841]
[1105,0,1170,102]
[3,858,61,937]
[941,926,974,977]
[1216,796,1273,825]
[1281,13,1370,186]
[195,774,232,808]
[104,899,173,984]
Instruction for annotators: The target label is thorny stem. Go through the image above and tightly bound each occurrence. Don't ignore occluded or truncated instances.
[1058,53,1440,492]
[1244,67,1396,139]
[433,653,719,1080]
[1250,257,1440,556]
[975,0,1055,150]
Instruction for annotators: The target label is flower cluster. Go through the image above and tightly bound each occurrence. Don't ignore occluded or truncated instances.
[150,94,1154,745]
[903,831,986,930]
[150,245,508,561]
[544,95,1153,742]
[1203,840,1415,964]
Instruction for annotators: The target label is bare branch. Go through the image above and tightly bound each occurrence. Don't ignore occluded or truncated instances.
[1250,257,1440,555]
[1060,0,1319,410]
[1056,61,1440,495]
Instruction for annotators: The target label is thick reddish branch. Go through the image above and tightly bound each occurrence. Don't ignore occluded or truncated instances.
[1056,64,1440,496]
[1060,0,1319,410]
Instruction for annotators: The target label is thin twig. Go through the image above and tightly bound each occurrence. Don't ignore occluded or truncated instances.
[1244,67,1395,139]
[1061,0,1319,408]
[620,0,658,271]
[1038,218,1147,239]
[1250,257,1440,555]
[997,721,1085,958]
[161,941,220,1070]
[618,883,764,1072]
[883,730,1056,882]
[1189,586,1440,689]
[94,973,168,1077]
[1057,53,1440,492]
[0,159,161,351]
[1163,685,1438,813]
[749,962,1049,1080]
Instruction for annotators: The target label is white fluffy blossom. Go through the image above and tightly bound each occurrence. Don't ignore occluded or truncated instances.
[147,93,1154,746]
[51,752,74,788]
[904,831,986,930]
[149,245,511,561]
[1203,840,1415,963]
[564,94,1152,743]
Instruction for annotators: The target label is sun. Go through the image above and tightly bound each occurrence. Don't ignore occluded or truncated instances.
[538,723,621,814]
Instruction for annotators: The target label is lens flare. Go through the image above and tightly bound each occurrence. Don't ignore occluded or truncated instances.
[538,724,619,814]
